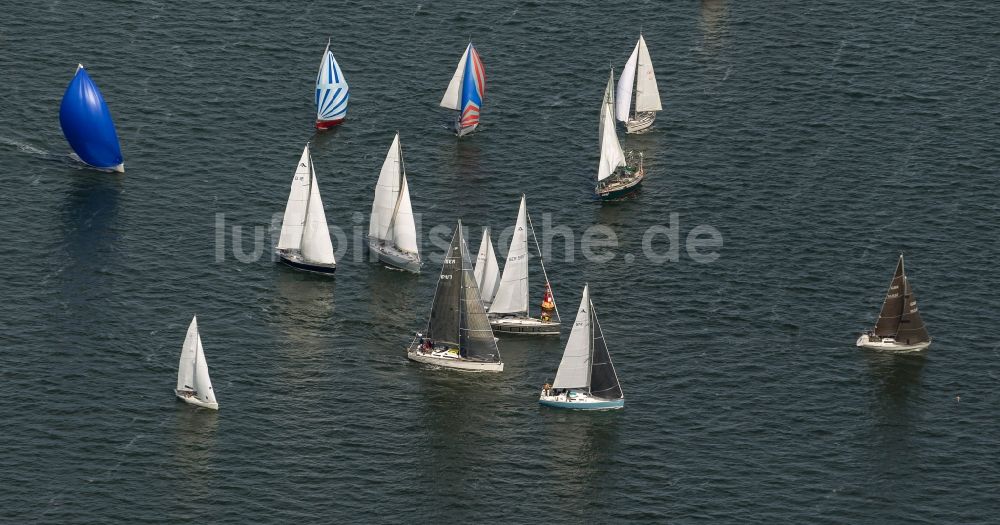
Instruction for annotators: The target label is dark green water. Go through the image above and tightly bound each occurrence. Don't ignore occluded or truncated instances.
[1,1,998,522]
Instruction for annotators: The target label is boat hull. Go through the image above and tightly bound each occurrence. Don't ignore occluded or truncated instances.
[315,117,345,130]
[369,239,421,273]
[454,121,479,137]
[625,112,656,134]
[856,334,931,353]
[490,316,560,336]
[69,153,125,173]
[277,250,336,275]
[538,390,623,410]
[596,165,645,200]
[174,390,219,410]
[406,343,503,372]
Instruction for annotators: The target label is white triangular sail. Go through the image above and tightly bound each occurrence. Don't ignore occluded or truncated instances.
[598,71,627,182]
[440,43,471,110]
[193,333,217,405]
[176,316,199,392]
[615,44,639,122]
[474,228,501,308]
[634,35,662,112]
[552,285,592,389]
[300,169,336,265]
[490,195,529,315]
[392,175,419,255]
[277,146,313,250]
[369,133,402,242]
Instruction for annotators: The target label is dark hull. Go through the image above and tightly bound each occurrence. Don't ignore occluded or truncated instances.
[278,253,336,275]
[596,166,645,200]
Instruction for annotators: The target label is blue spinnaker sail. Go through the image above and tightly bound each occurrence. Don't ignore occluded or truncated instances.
[59,65,124,171]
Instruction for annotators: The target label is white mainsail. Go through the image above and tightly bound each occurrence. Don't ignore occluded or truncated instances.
[489,195,529,315]
[552,285,592,389]
[369,133,402,242]
[277,146,313,250]
[440,43,471,110]
[176,316,199,392]
[300,169,336,265]
[193,332,217,406]
[474,228,501,308]
[634,35,662,112]
[598,71,627,182]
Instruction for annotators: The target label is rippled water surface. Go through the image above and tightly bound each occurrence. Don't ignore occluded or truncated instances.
[1,1,999,522]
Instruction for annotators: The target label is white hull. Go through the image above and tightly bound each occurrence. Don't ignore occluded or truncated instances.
[406,345,503,372]
[368,239,421,273]
[174,390,218,410]
[856,334,931,353]
[538,389,623,410]
[490,316,560,336]
[624,112,656,134]
[69,152,125,173]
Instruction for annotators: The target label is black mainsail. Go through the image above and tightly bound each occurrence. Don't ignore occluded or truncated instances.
[426,226,463,346]
[425,221,501,363]
[872,255,929,344]
[589,303,623,400]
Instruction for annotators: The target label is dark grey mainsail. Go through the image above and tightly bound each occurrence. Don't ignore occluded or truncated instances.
[895,275,930,344]
[589,304,623,400]
[873,256,906,338]
[872,255,930,344]
[425,225,463,345]
[424,221,501,362]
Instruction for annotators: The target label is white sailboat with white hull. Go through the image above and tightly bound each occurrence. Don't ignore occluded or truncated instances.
[539,285,624,410]
[175,316,219,410]
[407,220,503,372]
[616,34,662,134]
[276,144,337,275]
[488,195,560,336]
[597,68,645,200]
[368,133,421,272]
[473,227,501,310]
[856,254,932,352]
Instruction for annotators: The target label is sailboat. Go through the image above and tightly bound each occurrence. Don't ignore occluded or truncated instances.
[175,316,219,410]
[368,133,420,272]
[616,35,662,134]
[315,39,349,129]
[857,254,932,352]
[597,68,645,200]
[488,195,560,335]
[440,42,486,137]
[473,227,501,310]
[275,144,337,274]
[59,64,124,173]
[407,220,503,372]
[539,284,624,410]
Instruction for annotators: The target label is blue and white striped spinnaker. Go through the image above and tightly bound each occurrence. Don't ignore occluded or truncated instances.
[315,40,349,128]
